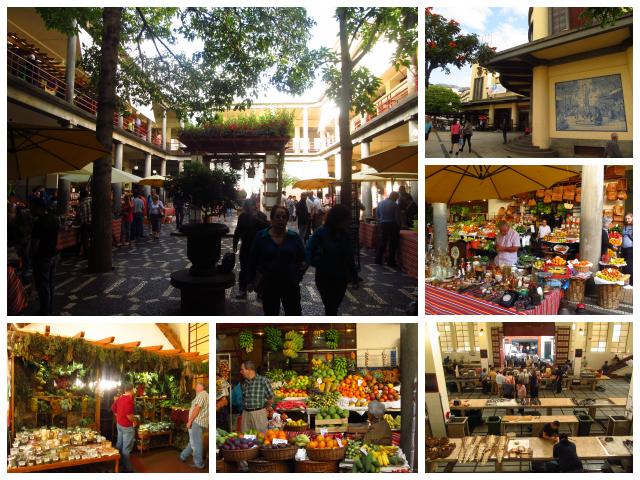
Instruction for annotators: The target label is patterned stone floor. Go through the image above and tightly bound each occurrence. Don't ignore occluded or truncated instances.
[433,377,632,472]
[23,218,418,316]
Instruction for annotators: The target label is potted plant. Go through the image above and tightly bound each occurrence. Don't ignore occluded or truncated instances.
[165,162,239,276]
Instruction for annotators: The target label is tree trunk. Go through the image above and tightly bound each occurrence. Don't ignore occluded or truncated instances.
[337,9,353,214]
[89,7,122,273]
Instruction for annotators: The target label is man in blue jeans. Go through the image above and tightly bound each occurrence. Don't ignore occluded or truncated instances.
[180,382,209,469]
[112,383,136,472]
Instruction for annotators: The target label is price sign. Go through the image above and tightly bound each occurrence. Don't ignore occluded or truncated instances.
[360,447,368,456]
[244,434,256,441]
[272,438,288,446]
[317,378,323,384]
[336,438,343,448]
[320,428,328,437]
[357,379,363,387]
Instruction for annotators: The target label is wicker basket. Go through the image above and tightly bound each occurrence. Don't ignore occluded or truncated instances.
[597,283,623,309]
[261,445,298,461]
[574,264,592,273]
[248,459,293,473]
[222,446,260,462]
[284,424,309,433]
[216,458,236,473]
[306,445,347,462]
[567,277,587,302]
[295,460,339,473]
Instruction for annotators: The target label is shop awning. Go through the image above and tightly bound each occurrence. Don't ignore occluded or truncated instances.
[60,164,142,184]
[358,142,417,173]
[426,165,580,204]
[293,177,336,189]
[485,15,632,97]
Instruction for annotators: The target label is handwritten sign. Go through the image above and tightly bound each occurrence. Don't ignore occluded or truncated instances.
[320,428,328,437]
[336,438,343,448]
[357,379,363,387]
[244,434,256,441]
[317,378,323,385]
[272,438,288,446]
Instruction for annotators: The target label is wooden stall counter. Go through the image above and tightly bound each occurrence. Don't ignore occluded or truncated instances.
[8,452,120,473]
[399,230,418,279]
[359,222,379,250]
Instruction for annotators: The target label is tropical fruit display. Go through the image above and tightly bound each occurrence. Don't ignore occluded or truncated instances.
[315,406,349,421]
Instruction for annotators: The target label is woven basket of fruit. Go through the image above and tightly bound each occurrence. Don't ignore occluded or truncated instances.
[295,460,339,473]
[216,458,236,473]
[222,447,260,462]
[567,278,587,303]
[248,459,293,473]
[261,444,298,461]
[307,444,347,461]
[597,283,623,310]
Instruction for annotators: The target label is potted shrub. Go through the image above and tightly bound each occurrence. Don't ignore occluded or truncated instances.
[165,162,239,276]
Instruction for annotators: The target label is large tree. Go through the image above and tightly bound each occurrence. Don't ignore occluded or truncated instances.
[323,7,417,212]
[425,85,461,114]
[425,7,495,89]
[36,7,324,273]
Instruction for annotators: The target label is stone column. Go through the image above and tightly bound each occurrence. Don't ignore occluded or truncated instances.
[161,109,167,151]
[532,65,550,149]
[112,141,124,214]
[144,154,152,196]
[160,158,167,197]
[360,141,372,218]
[179,161,184,173]
[408,119,419,142]
[579,165,604,270]
[263,153,279,212]
[477,324,490,371]
[511,103,519,131]
[432,202,448,255]
[334,153,342,204]
[146,118,152,143]
[426,322,451,437]
[400,323,418,469]
[64,23,77,104]
[294,125,301,153]
[302,108,309,153]
[488,104,495,129]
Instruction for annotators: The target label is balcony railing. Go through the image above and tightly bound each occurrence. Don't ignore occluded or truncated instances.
[353,82,411,130]
[8,48,165,148]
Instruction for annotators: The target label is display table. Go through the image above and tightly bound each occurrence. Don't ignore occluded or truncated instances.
[398,230,418,279]
[163,207,175,224]
[448,397,627,418]
[501,414,579,436]
[426,285,562,315]
[445,376,482,393]
[8,452,120,473]
[57,226,81,251]
[568,375,611,391]
[359,222,379,249]
[338,447,410,472]
[136,430,173,454]
[428,435,632,472]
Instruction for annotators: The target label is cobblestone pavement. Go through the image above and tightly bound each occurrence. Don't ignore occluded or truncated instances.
[426,129,518,159]
[24,218,417,316]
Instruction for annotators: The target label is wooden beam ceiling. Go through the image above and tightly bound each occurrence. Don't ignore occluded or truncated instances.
[155,323,183,350]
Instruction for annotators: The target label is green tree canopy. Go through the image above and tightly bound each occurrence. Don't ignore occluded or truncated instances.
[426,85,461,114]
[425,7,495,88]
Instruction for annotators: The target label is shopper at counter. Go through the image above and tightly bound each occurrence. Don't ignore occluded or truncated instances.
[547,433,583,472]
[112,383,136,473]
[495,220,520,266]
[601,216,613,256]
[363,401,392,446]
[239,361,274,433]
[622,213,633,284]
[540,420,560,440]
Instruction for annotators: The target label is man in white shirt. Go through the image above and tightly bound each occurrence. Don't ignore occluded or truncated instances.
[538,219,551,240]
[495,370,506,397]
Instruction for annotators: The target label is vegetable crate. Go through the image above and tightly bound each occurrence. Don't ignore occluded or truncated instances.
[314,417,348,433]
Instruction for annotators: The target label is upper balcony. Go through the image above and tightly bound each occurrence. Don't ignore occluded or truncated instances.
[7,32,183,153]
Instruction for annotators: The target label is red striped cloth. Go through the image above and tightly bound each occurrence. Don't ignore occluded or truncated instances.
[426,285,562,315]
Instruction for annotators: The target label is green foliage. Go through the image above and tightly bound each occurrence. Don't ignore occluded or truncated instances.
[426,85,462,114]
[264,327,283,352]
[425,8,496,87]
[180,110,294,137]
[580,7,633,28]
[165,162,239,219]
[281,169,300,189]
[323,66,382,116]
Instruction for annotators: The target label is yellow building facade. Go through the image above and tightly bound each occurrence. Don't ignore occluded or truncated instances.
[488,7,632,157]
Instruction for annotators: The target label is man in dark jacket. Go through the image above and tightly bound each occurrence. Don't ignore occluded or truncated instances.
[296,192,310,243]
[30,197,59,315]
[233,199,269,299]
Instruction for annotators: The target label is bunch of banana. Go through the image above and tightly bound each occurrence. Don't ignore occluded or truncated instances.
[372,449,391,467]
[383,414,402,430]
[294,434,310,447]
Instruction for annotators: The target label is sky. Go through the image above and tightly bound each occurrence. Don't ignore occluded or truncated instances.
[429,7,530,89]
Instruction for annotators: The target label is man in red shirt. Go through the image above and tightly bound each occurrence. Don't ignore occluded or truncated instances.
[112,383,136,472]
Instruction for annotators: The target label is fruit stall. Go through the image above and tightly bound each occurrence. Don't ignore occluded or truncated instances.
[7,325,208,473]
[216,323,417,473]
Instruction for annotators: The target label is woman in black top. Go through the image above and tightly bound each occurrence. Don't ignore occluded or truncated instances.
[233,200,268,299]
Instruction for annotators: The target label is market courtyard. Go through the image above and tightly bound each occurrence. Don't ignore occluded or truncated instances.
[427,130,523,158]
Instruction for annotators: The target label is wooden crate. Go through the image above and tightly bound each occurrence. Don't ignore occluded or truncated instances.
[314,417,348,433]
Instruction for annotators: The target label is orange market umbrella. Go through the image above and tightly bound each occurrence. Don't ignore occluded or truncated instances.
[138,174,167,187]
[358,142,417,173]
[426,165,580,204]
[8,123,110,180]
[293,177,336,189]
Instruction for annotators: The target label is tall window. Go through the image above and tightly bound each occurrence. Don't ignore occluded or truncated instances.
[437,323,453,353]
[589,323,609,352]
[610,323,630,354]
[550,8,569,34]
[473,77,484,101]
[455,324,472,352]
[473,324,481,352]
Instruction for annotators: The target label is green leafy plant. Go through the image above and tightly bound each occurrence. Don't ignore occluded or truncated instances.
[264,327,282,352]
[239,331,254,353]
[180,110,294,138]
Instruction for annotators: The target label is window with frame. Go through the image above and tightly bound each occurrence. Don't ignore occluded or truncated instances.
[589,323,609,353]
[473,77,484,101]
[550,8,569,34]
[610,323,630,354]
[455,324,472,352]
[437,323,454,353]
[472,324,481,352]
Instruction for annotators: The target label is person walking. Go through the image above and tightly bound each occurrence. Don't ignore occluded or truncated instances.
[449,119,461,156]
[233,199,269,299]
[501,116,510,144]
[375,192,401,267]
[173,193,185,230]
[29,197,59,315]
[179,382,208,469]
[604,133,623,157]
[296,192,310,243]
[120,194,133,246]
[306,204,359,315]
[148,193,164,240]
[425,115,433,141]
[248,205,306,315]
[622,212,633,284]
[462,120,473,153]
[239,361,274,433]
[132,192,145,240]
[77,189,91,258]
[112,383,136,473]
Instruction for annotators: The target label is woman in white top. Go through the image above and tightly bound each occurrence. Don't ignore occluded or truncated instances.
[148,193,165,240]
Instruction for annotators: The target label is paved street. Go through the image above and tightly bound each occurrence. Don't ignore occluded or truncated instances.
[426,129,519,159]
[23,218,417,316]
